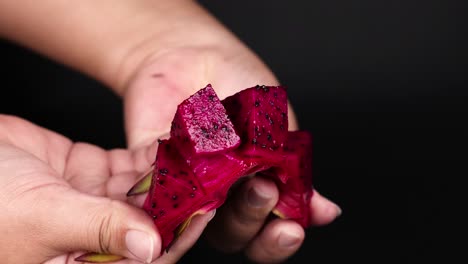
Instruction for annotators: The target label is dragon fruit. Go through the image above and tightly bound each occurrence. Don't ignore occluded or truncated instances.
[76,84,313,262]
[169,84,250,194]
[221,85,312,226]
[170,84,240,155]
[260,130,313,227]
[221,85,289,180]
[222,85,288,155]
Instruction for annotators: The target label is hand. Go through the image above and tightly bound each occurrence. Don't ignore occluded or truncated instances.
[122,44,342,263]
[0,115,215,264]
[0,1,341,262]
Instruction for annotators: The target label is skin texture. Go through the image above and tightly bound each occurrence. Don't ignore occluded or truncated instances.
[0,0,341,263]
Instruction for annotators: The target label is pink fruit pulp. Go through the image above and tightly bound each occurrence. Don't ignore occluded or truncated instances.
[141,84,314,252]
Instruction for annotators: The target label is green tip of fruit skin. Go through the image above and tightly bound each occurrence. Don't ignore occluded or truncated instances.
[74,253,124,263]
[126,168,154,196]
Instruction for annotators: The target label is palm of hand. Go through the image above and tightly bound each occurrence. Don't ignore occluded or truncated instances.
[0,115,155,263]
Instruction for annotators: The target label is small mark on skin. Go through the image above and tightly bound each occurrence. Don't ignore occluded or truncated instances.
[152,73,164,78]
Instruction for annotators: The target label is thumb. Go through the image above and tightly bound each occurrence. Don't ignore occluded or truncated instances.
[38,187,161,263]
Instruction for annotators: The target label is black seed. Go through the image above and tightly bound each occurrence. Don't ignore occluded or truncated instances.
[281,112,286,119]
[190,193,195,198]
[255,126,259,132]
[180,170,188,175]
[208,95,215,101]
[222,126,228,131]
[173,204,179,208]
[269,100,274,106]
[267,134,272,141]
[261,144,267,148]
[159,210,165,216]
[257,132,262,136]
[213,123,218,130]
[157,139,163,144]
[152,215,158,219]
[192,186,197,191]
[265,114,274,125]
[280,124,285,130]
[255,85,261,90]
[158,180,165,185]
[274,92,278,97]
[252,138,257,145]
[262,86,269,92]
[159,168,168,175]
[172,195,178,200]
[151,203,156,208]
[254,100,260,107]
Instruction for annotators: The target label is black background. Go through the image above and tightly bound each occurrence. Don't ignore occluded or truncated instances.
[0,0,465,263]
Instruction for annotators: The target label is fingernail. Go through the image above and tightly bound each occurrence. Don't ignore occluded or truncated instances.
[208,209,217,221]
[247,186,271,208]
[278,231,302,248]
[333,203,342,218]
[126,230,154,264]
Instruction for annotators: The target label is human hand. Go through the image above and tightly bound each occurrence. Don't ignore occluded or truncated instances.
[121,44,341,263]
[0,1,341,262]
[0,115,215,264]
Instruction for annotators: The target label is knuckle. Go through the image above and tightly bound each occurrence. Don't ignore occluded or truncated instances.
[97,210,113,253]
[235,206,268,225]
[88,200,125,253]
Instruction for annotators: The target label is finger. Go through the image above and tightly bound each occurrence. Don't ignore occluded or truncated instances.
[154,210,216,264]
[309,189,342,226]
[36,187,162,263]
[245,219,304,264]
[204,176,279,253]
[127,138,158,173]
[107,143,159,201]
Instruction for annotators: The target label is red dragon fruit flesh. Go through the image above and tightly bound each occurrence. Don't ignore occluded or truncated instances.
[221,85,290,180]
[260,130,313,227]
[143,138,222,250]
[170,84,240,155]
[169,84,250,194]
[76,84,314,263]
[222,85,288,157]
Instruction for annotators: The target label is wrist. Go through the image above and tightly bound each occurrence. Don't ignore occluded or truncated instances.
[107,0,242,96]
